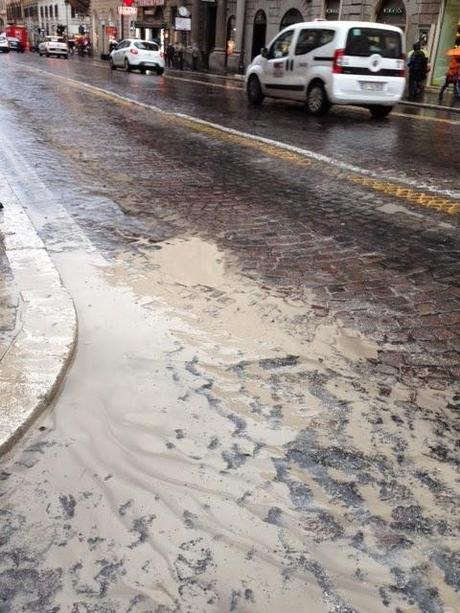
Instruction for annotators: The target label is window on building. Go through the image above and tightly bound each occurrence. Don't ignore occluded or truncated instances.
[45,6,48,18]
[251,10,267,59]
[324,0,340,21]
[40,6,44,18]
[55,4,58,18]
[280,9,303,31]
[71,7,76,18]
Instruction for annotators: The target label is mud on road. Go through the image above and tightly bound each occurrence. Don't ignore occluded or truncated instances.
[0,60,459,612]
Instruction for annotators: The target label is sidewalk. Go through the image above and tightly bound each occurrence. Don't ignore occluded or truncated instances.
[400,86,460,113]
[0,173,77,455]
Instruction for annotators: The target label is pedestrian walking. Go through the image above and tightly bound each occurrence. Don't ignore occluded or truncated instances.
[166,42,174,68]
[407,42,428,100]
[108,36,118,54]
[191,42,200,71]
[177,43,184,71]
[438,55,460,102]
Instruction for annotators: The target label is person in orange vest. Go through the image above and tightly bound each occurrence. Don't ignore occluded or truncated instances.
[438,54,460,101]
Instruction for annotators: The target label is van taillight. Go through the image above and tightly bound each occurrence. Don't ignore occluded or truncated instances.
[129,48,139,55]
[333,48,345,74]
[399,53,406,76]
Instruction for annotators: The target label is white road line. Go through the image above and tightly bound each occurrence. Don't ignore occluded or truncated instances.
[11,63,460,200]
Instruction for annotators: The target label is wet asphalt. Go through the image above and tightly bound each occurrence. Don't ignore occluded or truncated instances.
[0,53,459,612]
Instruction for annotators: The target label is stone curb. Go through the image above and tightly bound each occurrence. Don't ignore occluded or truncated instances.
[0,176,77,455]
[398,99,460,114]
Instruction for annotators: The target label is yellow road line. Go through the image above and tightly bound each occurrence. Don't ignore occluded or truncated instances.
[15,64,460,215]
[348,176,460,215]
[166,115,459,215]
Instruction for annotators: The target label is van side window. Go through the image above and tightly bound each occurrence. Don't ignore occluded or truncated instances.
[268,30,294,59]
[318,30,335,47]
[295,29,335,55]
[295,30,318,55]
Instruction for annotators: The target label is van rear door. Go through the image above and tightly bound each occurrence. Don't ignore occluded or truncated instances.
[340,27,405,79]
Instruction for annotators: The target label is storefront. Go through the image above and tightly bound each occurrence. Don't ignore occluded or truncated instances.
[376,0,407,31]
[280,8,303,30]
[251,9,266,59]
[432,0,460,84]
[135,0,165,44]
[324,0,340,20]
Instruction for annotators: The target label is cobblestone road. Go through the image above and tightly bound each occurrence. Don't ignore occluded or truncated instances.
[0,56,458,612]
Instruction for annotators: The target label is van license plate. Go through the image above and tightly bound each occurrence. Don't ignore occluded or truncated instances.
[360,82,384,91]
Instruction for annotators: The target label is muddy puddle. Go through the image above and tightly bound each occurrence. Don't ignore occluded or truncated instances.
[1,231,457,612]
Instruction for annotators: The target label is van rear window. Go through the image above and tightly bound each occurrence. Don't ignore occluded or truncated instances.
[345,28,402,58]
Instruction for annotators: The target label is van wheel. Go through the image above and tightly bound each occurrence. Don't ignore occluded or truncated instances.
[307,82,330,116]
[247,75,264,105]
[124,58,131,72]
[156,67,164,76]
[369,105,393,119]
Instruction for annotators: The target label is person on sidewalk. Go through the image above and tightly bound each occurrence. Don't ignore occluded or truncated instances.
[191,43,200,71]
[438,56,460,102]
[166,43,174,68]
[177,43,184,70]
[108,36,118,54]
[407,42,428,100]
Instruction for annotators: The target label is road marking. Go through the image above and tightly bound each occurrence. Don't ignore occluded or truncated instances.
[349,176,460,215]
[11,64,460,215]
[164,74,242,91]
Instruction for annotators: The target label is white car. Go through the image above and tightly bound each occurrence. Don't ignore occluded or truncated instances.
[39,36,68,58]
[246,21,406,119]
[0,36,9,53]
[110,39,165,75]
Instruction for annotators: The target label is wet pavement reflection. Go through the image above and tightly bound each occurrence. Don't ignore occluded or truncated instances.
[0,55,458,612]
[4,52,460,196]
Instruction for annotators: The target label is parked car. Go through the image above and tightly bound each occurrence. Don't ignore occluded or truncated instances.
[7,37,24,53]
[38,36,68,58]
[0,36,9,53]
[245,21,406,119]
[110,39,164,75]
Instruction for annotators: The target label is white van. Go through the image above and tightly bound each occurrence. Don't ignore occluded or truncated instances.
[245,21,406,118]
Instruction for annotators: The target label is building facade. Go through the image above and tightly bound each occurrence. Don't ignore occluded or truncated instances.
[5,0,458,85]
[213,0,459,82]
[5,0,89,45]
[0,0,7,30]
